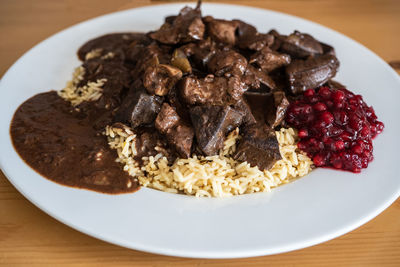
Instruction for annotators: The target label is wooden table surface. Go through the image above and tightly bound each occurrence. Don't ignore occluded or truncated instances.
[1,0,399,266]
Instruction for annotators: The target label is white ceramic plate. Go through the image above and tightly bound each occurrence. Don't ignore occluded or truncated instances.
[0,3,399,259]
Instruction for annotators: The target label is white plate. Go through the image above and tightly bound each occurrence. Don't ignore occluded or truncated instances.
[0,3,399,259]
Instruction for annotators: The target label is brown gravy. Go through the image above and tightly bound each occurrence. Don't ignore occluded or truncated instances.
[10,91,139,194]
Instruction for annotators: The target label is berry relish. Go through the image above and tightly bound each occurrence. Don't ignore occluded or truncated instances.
[285,86,384,173]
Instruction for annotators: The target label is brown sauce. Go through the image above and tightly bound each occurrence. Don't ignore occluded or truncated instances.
[10,91,139,194]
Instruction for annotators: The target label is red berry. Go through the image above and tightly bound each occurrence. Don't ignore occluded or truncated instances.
[334,140,345,151]
[351,144,363,154]
[304,89,315,97]
[320,111,334,124]
[298,129,308,138]
[313,102,327,112]
[313,154,325,166]
[285,84,383,173]
[318,87,331,99]
[332,90,345,102]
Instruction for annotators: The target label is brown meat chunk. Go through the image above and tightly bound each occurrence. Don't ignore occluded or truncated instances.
[249,47,291,73]
[180,75,247,105]
[233,125,281,171]
[268,29,286,51]
[281,31,323,59]
[165,124,194,158]
[286,54,340,94]
[155,103,180,134]
[155,103,194,158]
[235,20,274,51]
[190,105,243,155]
[181,39,218,69]
[320,42,336,56]
[238,33,274,51]
[232,98,257,126]
[204,16,239,45]
[265,91,290,128]
[149,6,204,44]
[114,87,163,128]
[143,64,182,96]
[244,65,277,90]
[207,49,248,77]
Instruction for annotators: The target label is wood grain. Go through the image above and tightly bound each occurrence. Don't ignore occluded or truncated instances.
[0,0,399,266]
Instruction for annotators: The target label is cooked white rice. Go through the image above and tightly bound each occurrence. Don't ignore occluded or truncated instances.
[84,49,115,60]
[58,66,107,106]
[85,48,103,60]
[105,124,313,197]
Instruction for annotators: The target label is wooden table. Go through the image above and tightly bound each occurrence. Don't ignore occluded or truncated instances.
[1,0,399,266]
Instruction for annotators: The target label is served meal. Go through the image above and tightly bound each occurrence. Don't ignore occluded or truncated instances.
[10,2,384,197]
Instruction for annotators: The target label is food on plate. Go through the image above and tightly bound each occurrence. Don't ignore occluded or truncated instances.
[9,2,383,196]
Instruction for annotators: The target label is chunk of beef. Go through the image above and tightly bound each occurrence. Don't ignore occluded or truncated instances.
[130,43,171,81]
[320,42,336,56]
[244,92,271,123]
[155,103,194,158]
[190,105,243,155]
[167,86,191,123]
[143,64,182,96]
[265,91,290,128]
[114,87,163,128]
[244,65,277,90]
[249,47,291,73]
[286,54,340,94]
[149,6,205,44]
[204,16,239,45]
[181,39,218,69]
[232,98,257,126]
[268,29,286,51]
[155,103,180,133]
[233,125,281,171]
[133,127,176,163]
[227,76,248,100]
[180,75,247,105]
[235,20,257,39]
[235,20,274,51]
[281,31,323,59]
[207,49,248,77]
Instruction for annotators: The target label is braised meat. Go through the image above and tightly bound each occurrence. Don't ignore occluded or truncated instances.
[233,125,281,170]
[207,49,248,77]
[179,75,247,105]
[281,31,323,59]
[181,39,218,69]
[114,86,163,128]
[235,20,274,51]
[204,16,239,45]
[155,103,194,158]
[265,91,290,128]
[82,4,342,170]
[286,54,340,94]
[143,64,182,96]
[249,47,291,73]
[232,98,257,126]
[190,105,243,155]
[149,5,205,44]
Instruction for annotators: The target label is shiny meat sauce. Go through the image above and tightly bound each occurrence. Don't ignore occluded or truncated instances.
[10,91,139,194]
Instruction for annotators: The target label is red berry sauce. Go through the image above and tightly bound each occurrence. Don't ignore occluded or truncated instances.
[285,86,384,173]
